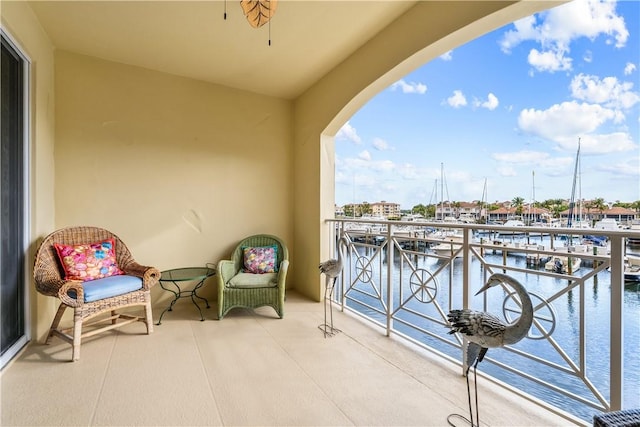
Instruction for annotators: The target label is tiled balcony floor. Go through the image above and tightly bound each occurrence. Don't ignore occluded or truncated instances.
[1,292,580,426]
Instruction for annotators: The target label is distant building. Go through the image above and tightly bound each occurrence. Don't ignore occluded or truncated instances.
[559,205,637,226]
[339,201,400,219]
[487,205,551,224]
[435,201,486,222]
[600,206,637,225]
[370,201,401,218]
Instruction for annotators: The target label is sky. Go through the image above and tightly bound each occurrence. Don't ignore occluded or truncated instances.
[334,0,639,210]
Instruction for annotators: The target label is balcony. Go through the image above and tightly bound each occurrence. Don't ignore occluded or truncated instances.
[3,219,637,426]
[326,218,640,423]
[1,292,575,426]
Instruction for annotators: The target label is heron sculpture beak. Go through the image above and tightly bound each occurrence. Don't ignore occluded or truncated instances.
[474,276,503,296]
[474,283,492,296]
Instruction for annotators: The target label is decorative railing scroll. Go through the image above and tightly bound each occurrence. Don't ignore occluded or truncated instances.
[327,219,639,422]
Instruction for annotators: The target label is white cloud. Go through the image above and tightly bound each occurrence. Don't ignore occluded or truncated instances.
[372,137,391,151]
[370,159,395,172]
[499,15,538,53]
[491,151,578,182]
[570,73,640,109]
[576,133,638,154]
[397,163,421,180]
[446,90,467,108]
[499,0,629,73]
[440,50,453,61]
[583,50,593,63]
[596,157,640,177]
[496,166,517,177]
[492,150,551,164]
[528,48,572,73]
[358,150,371,161]
[624,62,637,75]
[336,121,362,144]
[475,93,499,110]
[391,79,427,94]
[517,101,629,149]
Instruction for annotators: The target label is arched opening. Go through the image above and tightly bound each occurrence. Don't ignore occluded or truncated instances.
[296,1,569,301]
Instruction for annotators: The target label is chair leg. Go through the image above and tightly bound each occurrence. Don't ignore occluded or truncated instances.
[46,303,67,344]
[111,310,117,325]
[72,310,82,362]
[144,300,154,334]
[218,294,224,320]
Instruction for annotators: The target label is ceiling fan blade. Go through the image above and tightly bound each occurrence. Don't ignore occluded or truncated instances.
[240,0,278,29]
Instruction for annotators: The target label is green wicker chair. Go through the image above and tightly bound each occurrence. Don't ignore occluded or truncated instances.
[217,234,289,319]
[33,226,160,361]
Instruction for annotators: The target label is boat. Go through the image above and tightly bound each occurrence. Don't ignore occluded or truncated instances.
[545,255,582,274]
[430,230,464,258]
[582,235,608,247]
[498,219,526,236]
[593,218,619,231]
[627,219,640,247]
[625,255,640,282]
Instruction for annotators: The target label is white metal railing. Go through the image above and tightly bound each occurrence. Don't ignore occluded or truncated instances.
[325,218,640,423]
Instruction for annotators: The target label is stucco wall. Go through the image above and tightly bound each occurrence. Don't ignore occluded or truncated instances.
[1,0,57,341]
[1,0,563,344]
[54,51,294,307]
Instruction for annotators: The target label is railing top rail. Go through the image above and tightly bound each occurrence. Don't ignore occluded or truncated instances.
[326,218,640,238]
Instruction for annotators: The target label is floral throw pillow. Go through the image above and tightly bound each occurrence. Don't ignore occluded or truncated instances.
[54,238,124,281]
[243,245,277,274]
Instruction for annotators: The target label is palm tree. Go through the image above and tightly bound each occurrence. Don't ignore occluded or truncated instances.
[412,204,427,218]
[361,202,372,216]
[475,199,485,223]
[592,197,607,220]
[512,196,525,216]
[343,204,355,217]
[426,204,436,219]
[453,201,462,219]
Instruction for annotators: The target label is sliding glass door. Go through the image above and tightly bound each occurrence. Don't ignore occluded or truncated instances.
[1,31,30,368]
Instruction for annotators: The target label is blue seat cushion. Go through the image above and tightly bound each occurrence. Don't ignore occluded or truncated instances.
[70,275,143,302]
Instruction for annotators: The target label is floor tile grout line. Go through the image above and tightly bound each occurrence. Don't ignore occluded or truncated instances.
[257,310,357,426]
[192,318,226,426]
[89,331,119,427]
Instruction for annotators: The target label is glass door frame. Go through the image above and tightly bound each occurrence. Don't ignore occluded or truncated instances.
[1,27,32,369]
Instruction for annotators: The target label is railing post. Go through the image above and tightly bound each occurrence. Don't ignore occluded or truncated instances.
[338,222,346,312]
[461,228,474,374]
[609,235,624,411]
[386,224,393,337]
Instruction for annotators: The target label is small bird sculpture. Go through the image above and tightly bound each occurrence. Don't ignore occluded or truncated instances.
[318,236,348,337]
[446,273,533,427]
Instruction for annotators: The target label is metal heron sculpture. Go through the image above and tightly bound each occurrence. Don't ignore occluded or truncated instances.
[446,273,533,427]
[318,236,348,337]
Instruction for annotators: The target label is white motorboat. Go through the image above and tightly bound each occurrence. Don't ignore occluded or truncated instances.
[430,230,464,258]
[545,255,582,274]
[625,255,640,282]
[498,219,526,236]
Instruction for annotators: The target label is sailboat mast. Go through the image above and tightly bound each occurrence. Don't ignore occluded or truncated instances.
[578,147,583,224]
[531,170,535,225]
[481,177,488,223]
[567,138,581,228]
[440,163,444,221]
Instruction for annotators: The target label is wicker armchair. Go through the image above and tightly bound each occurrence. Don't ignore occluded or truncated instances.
[217,234,289,319]
[33,226,160,361]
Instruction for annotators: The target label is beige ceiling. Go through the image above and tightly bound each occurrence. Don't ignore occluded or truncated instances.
[28,1,419,100]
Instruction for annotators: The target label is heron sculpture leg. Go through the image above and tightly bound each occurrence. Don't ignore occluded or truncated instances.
[328,278,341,335]
[448,344,486,427]
[318,277,341,338]
[464,360,480,427]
